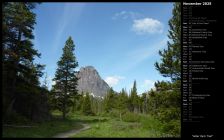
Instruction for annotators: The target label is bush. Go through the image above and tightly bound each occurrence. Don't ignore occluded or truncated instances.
[3,111,31,125]
[122,112,140,122]
[109,109,120,118]
[140,115,163,131]
[162,120,180,137]
[82,111,95,116]
[156,107,180,122]
[98,111,109,117]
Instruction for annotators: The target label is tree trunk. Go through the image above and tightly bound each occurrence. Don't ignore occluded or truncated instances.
[7,30,21,117]
[63,111,65,120]
[72,97,75,113]
[63,67,68,120]
[11,30,22,100]
[134,106,137,113]
[138,105,140,113]
[5,98,16,117]
[62,103,66,120]
[62,95,66,120]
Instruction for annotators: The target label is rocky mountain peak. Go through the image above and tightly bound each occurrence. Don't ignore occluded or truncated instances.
[77,66,110,97]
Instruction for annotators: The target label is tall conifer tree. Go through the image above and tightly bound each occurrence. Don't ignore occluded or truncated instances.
[53,36,79,119]
[155,3,181,82]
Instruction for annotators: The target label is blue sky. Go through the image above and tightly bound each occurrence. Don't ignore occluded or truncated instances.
[33,2,174,94]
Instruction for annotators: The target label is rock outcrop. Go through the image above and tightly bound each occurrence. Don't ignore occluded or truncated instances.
[76,66,110,97]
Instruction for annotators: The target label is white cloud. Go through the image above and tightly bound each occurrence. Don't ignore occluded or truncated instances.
[132,18,163,34]
[105,76,125,87]
[112,11,143,20]
[141,79,155,91]
[51,79,56,87]
[127,80,155,94]
[45,75,55,90]
[112,12,163,35]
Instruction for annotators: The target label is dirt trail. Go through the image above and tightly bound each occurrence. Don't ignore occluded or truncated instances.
[53,123,90,138]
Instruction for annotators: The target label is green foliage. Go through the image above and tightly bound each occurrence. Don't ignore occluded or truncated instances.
[115,89,129,120]
[154,81,172,91]
[150,3,181,136]
[147,80,180,136]
[2,2,51,123]
[108,109,120,118]
[82,93,94,115]
[139,115,163,132]
[2,2,181,137]
[146,88,181,137]
[2,2,42,90]
[72,114,169,138]
[3,118,83,138]
[139,93,149,114]
[3,111,32,125]
[71,92,84,112]
[52,36,79,119]
[117,88,129,110]
[162,120,180,136]
[104,88,117,112]
[129,80,139,112]
[156,107,180,122]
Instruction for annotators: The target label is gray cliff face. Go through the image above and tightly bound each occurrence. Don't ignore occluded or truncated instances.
[76,66,110,97]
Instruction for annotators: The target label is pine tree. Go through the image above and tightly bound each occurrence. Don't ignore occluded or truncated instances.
[117,88,128,121]
[2,2,49,121]
[77,91,85,111]
[82,92,92,115]
[3,2,41,95]
[155,3,181,82]
[104,87,115,113]
[140,93,148,114]
[152,3,181,135]
[130,80,138,113]
[52,36,79,119]
[154,81,172,91]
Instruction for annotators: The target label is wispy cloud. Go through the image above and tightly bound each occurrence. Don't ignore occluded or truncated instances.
[108,36,168,74]
[127,36,168,67]
[52,3,85,52]
[112,11,143,20]
[105,76,125,87]
[132,18,163,34]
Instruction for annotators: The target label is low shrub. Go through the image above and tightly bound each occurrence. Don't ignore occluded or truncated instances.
[140,115,163,132]
[3,111,31,125]
[162,119,180,137]
[122,112,140,122]
[109,109,120,118]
